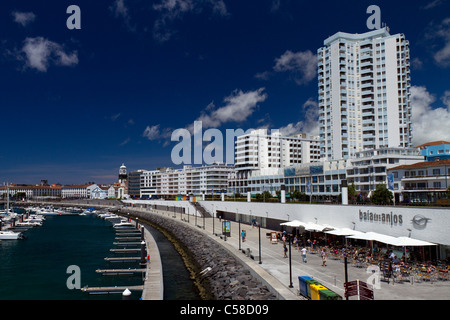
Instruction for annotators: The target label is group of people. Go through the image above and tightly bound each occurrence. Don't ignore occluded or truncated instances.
[280,232,328,266]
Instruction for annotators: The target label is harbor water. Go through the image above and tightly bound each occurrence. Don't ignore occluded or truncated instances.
[0,211,200,300]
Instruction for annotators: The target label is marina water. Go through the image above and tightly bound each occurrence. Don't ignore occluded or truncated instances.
[0,210,200,300]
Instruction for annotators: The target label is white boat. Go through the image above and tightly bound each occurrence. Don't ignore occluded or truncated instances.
[113,219,135,228]
[28,214,45,221]
[0,230,23,240]
[36,209,58,215]
[104,214,120,220]
[16,220,42,227]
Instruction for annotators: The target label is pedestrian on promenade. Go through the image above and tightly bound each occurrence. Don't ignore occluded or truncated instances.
[321,248,327,267]
[241,230,246,242]
[301,247,307,263]
[283,244,288,258]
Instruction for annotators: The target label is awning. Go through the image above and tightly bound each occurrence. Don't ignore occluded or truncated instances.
[325,228,365,237]
[280,220,304,227]
[347,232,399,246]
[280,220,335,232]
[346,233,436,247]
[395,237,436,247]
[304,222,335,232]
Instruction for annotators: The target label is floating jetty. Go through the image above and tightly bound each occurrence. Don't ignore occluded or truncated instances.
[81,285,144,294]
[104,256,143,262]
[96,268,147,275]
[110,248,141,253]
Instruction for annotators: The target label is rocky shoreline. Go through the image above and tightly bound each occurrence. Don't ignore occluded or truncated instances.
[122,208,278,300]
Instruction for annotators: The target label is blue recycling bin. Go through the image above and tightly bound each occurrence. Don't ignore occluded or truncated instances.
[298,276,313,297]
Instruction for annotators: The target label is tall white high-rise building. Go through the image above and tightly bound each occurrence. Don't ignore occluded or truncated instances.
[318,27,412,161]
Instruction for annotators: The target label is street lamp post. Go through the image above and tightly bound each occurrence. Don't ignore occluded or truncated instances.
[288,234,293,288]
[258,217,262,264]
[212,204,215,235]
[239,219,241,251]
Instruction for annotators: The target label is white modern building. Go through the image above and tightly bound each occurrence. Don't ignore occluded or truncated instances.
[318,27,412,161]
[61,184,97,199]
[139,164,234,198]
[346,147,423,196]
[231,129,321,194]
[388,159,450,204]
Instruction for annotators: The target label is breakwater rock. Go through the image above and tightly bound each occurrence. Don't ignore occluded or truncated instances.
[122,208,278,300]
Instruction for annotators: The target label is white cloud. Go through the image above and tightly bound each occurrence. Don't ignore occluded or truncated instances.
[424,17,450,67]
[143,88,267,146]
[192,88,268,130]
[422,0,444,10]
[273,50,317,85]
[256,50,317,85]
[19,37,78,72]
[152,0,228,42]
[12,11,36,27]
[143,124,172,141]
[277,98,319,137]
[109,0,136,32]
[119,138,130,146]
[411,85,450,146]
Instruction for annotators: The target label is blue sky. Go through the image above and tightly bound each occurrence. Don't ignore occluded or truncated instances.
[1,0,449,185]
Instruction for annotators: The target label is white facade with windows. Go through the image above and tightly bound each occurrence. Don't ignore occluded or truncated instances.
[346,147,423,195]
[231,129,321,194]
[388,159,450,203]
[61,184,97,199]
[139,164,233,197]
[318,28,412,161]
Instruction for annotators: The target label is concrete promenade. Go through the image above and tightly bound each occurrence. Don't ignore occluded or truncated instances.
[141,224,164,300]
[141,207,449,300]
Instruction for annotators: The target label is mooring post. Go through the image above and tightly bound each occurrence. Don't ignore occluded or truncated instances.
[140,241,146,265]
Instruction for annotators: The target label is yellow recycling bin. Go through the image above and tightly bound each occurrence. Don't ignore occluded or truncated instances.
[310,284,328,300]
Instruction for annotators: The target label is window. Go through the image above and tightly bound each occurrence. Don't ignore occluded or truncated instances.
[432,169,441,175]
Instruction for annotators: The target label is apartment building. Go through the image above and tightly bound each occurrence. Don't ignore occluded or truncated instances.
[0,185,62,199]
[388,159,450,203]
[230,129,321,194]
[318,27,411,161]
[415,141,450,161]
[139,164,233,198]
[346,147,423,195]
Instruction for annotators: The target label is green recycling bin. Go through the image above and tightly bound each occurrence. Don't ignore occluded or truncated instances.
[319,289,342,300]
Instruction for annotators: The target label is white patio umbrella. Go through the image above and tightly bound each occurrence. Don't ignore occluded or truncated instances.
[325,228,365,236]
[280,220,305,228]
[395,237,436,247]
[304,222,335,232]
[347,231,399,246]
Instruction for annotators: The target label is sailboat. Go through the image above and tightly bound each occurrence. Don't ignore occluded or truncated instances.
[0,183,24,240]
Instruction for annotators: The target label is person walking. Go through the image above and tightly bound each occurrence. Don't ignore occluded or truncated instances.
[321,248,327,267]
[283,244,288,258]
[301,247,307,263]
[241,230,246,242]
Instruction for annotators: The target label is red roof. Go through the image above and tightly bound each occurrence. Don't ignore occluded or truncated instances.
[414,141,450,148]
[389,159,450,171]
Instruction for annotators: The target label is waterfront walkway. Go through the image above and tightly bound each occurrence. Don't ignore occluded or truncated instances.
[139,207,449,300]
[20,201,449,300]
